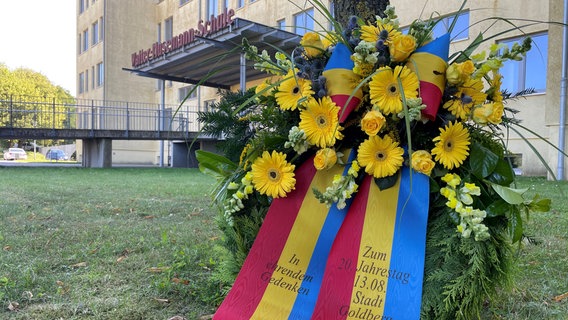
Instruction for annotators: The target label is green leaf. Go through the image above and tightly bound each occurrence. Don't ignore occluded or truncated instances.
[375,173,398,191]
[195,150,238,178]
[469,142,499,179]
[527,195,551,212]
[490,183,528,205]
[487,158,515,185]
[429,176,441,193]
[485,199,513,217]
[509,209,524,243]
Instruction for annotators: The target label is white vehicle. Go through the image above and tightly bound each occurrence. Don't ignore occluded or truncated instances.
[3,148,28,160]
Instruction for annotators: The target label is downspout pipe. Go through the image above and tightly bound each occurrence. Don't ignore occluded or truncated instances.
[557,0,568,179]
[160,79,165,168]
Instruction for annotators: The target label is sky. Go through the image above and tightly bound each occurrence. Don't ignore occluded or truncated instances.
[0,1,77,94]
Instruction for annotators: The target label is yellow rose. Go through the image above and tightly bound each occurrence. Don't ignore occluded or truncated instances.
[314,148,337,170]
[460,60,476,75]
[360,110,386,136]
[488,101,503,124]
[447,60,476,85]
[300,32,325,58]
[389,34,416,62]
[472,101,507,125]
[411,150,435,176]
[446,63,462,85]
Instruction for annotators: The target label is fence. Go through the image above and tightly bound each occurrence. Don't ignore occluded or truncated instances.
[0,94,202,133]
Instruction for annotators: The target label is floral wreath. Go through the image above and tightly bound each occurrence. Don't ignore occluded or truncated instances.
[197,2,551,318]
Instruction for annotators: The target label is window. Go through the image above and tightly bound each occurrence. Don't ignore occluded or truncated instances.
[499,33,548,93]
[179,86,197,102]
[91,66,95,89]
[157,22,162,42]
[85,69,89,92]
[224,0,229,10]
[237,0,244,8]
[96,62,104,86]
[79,72,85,94]
[207,0,218,17]
[79,0,85,13]
[92,20,99,45]
[165,17,173,41]
[277,19,286,31]
[82,29,89,52]
[180,0,189,5]
[294,8,314,36]
[203,99,216,112]
[433,11,469,41]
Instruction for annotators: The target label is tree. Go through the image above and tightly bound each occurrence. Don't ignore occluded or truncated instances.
[333,0,390,26]
[0,63,74,148]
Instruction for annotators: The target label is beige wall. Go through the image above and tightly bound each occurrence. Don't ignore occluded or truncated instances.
[76,0,566,173]
[545,0,567,179]
[392,0,559,177]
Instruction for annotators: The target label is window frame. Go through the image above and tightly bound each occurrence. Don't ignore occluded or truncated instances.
[432,11,470,42]
[82,29,89,52]
[294,8,315,36]
[498,32,548,94]
[207,0,219,17]
[179,85,197,103]
[79,72,85,94]
[92,20,99,45]
[164,17,173,41]
[96,62,104,87]
[277,18,286,31]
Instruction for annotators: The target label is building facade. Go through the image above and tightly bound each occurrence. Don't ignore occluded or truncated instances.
[76,0,567,177]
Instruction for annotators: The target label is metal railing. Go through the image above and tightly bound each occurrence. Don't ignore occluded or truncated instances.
[0,94,203,133]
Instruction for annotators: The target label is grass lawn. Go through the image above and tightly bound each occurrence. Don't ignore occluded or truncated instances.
[1,167,220,319]
[0,167,567,319]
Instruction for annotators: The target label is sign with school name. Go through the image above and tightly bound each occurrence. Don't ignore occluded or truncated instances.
[131,8,235,68]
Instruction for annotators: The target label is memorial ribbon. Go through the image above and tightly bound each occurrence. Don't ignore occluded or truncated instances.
[214,151,357,320]
[312,167,430,320]
[322,43,363,123]
[407,33,450,121]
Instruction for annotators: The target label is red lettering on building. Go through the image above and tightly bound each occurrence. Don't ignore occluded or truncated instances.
[131,8,235,67]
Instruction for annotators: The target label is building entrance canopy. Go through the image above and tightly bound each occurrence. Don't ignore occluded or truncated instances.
[124,18,301,90]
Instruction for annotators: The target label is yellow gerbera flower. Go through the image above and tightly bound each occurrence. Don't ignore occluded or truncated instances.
[432,121,471,170]
[369,65,419,115]
[357,135,404,178]
[299,96,343,148]
[360,22,401,44]
[491,71,503,102]
[443,78,487,120]
[250,150,296,198]
[275,70,314,111]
